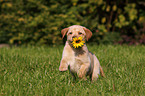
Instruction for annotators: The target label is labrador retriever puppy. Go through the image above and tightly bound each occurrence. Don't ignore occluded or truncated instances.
[59,25,105,81]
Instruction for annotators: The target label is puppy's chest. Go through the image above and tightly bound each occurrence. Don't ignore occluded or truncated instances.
[69,55,89,73]
[69,57,82,73]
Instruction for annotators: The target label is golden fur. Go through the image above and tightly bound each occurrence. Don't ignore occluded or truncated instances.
[59,25,105,81]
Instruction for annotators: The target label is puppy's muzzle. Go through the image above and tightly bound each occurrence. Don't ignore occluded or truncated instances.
[72,36,77,39]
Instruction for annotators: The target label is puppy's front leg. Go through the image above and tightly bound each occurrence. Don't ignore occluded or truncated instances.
[78,64,89,79]
[59,58,68,71]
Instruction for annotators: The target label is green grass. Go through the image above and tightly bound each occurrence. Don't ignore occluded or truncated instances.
[0,45,145,95]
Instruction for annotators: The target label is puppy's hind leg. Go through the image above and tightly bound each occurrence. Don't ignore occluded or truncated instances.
[91,55,100,81]
[100,66,105,77]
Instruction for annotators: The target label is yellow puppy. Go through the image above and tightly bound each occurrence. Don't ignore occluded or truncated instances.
[59,25,105,81]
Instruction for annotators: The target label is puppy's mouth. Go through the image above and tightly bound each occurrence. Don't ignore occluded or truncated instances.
[75,40,81,43]
[70,37,85,48]
[69,39,81,44]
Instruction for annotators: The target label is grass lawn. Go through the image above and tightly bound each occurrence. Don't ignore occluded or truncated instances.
[0,45,145,95]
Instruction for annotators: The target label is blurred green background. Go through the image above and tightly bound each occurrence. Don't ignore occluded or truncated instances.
[0,0,145,46]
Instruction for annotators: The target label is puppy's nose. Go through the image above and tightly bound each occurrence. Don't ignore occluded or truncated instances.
[72,36,77,38]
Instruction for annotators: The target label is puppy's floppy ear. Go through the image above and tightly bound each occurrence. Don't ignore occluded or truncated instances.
[83,27,92,41]
[61,28,69,39]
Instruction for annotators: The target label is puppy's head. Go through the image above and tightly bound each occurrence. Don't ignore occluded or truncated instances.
[61,25,92,42]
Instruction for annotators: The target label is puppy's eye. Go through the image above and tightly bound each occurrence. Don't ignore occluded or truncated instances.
[69,32,72,34]
[79,32,82,35]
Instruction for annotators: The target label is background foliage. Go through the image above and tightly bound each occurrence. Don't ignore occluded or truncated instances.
[0,0,145,45]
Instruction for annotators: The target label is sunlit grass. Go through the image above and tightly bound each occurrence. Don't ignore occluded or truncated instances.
[0,45,144,95]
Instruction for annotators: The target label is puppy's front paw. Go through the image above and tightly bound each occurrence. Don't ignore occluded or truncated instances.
[59,59,68,71]
[59,67,68,71]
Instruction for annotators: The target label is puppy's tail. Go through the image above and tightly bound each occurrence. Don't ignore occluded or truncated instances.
[100,66,106,78]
